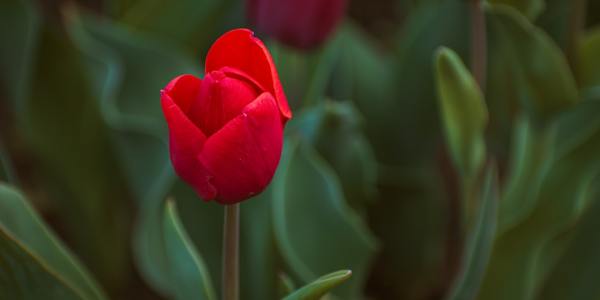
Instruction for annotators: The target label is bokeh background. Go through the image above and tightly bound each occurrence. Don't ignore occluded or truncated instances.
[1,0,600,299]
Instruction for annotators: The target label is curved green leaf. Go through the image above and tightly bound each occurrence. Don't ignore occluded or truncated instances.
[498,118,555,232]
[67,12,200,294]
[337,3,470,297]
[486,4,578,148]
[118,0,236,52]
[0,0,39,111]
[278,272,296,298]
[446,168,498,300]
[489,0,545,20]
[19,14,132,287]
[479,98,600,300]
[579,27,600,90]
[283,270,353,300]
[270,33,342,109]
[0,184,107,300]
[163,199,216,300]
[0,141,17,184]
[239,189,279,300]
[292,101,378,215]
[537,186,600,300]
[434,47,488,178]
[387,0,471,164]
[0,228,83,299]
[273,139,377,299]
[67,10,197,202]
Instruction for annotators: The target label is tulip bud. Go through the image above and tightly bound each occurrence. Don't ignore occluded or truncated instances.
[161,29,291,204]
[247,0,346,50]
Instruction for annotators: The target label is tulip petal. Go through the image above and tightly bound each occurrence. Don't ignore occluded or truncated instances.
[161,92,217,200]
[163,74,203,114]
[205,28,292,121]
[199,92,283,203]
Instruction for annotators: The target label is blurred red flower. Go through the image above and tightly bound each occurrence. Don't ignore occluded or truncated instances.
[161,28,291,204]
[247,0,347,49]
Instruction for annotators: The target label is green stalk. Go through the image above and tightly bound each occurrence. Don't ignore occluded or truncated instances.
[222,203,240,300]
[470,0,487,92]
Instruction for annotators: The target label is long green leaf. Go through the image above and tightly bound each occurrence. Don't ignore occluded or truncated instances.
[283,270,353,300]
[0,184,107,300]
[489,0,545,19]
[446,168,498,300]
[486,4,578,126]
[536,187,600,300]
[0,228,83,299]
[579,27,600,90]
[117,0,236,52]
[479,97,600,300]
[273,139,377,299]
[0,0,39,111]
[20,15,131,286]
[434,46,488,178]
[292,100,378,215]
[163,200,216,300]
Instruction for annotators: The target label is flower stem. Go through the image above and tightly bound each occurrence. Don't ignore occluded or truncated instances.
[470,0,487,92]
[222,203,240,300]
[567,0,587,83]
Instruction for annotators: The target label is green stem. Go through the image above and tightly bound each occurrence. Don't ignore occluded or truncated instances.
[0,138,18,185]
[222,203,240,300]
[470,0,487,92]
[567,0,587,83]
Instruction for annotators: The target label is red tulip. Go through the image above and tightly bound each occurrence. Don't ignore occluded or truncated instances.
[161,29,291,204]
[247,0,346,50]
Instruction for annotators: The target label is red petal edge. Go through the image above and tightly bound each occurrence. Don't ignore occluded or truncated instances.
[205,28,292,122]
[162,74,203,114]
[161,85,217,201]
[199,92,284,204]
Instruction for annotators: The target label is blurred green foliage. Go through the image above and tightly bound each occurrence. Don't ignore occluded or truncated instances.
[1,0,600,299]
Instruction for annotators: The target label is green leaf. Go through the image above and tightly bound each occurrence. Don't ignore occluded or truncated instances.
[273,139,377,299]
[479,98,600,300]
[579,27,600,90]
[0,0,39,111]
[434,47,488,178]
[489,0,545,20]
[139,176,277,300]
[342,2,470,297]
[498,118,555,232]
[0,184,107,300]
[0,228,84,299]
[283,270,353,300]
[20,18,131,287]
[537,186,600,300]
[278,273,296,298]
[163,199,216,300]
[332,23,397,164]
[67,14,260,299]
[534,0,570,49]
[270,33,342,109]
[134,176,224,297]
[67,13,202,294]
[292,101,378,215]
[117,0,236,52]
[371,0,470,165]
[67,11,197,202]
[486,5,578,127]
[446,168,498,300]
[0,141,16,184]
[301,39,343,107]
[239,189,279,300]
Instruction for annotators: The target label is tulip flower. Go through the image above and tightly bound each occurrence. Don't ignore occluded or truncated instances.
[161,28,291,204]
[247,0,347,49]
